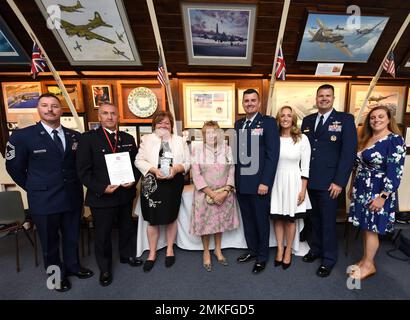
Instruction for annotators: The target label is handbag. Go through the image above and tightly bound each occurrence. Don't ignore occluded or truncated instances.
[205,187,226,205]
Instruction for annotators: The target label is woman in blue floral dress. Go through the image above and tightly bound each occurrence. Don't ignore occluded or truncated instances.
[348,106,406,280]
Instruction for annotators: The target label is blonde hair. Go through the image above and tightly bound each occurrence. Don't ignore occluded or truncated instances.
[201,121,223,146]
[359,105,401,150]
[276,106,302,143]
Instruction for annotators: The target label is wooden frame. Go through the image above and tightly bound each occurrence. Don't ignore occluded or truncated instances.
[237,87,260,114]
[183,82,235,128]
[35,0,141,66]
[297,12,389,63]
[41,80,84,113]
[349,84,407,124]
[91,84,112,108]
[273,81,347,124]
[181,2,257,66]
[0,15,30,65]
[1,82,42,124]
[117,80,165,123]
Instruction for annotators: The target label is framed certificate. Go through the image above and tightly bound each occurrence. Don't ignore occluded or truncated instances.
[183,82,235,128]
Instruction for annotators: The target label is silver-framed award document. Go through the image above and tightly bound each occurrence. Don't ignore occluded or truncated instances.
[104,152,135,185]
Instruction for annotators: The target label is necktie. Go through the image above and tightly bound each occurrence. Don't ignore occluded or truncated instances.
[52,129,64,154]
[315,115,324,134]
[244,120,251,129]
[109,132,116,146]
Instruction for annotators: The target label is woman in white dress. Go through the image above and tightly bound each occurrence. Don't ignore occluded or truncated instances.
[270,106,311,269]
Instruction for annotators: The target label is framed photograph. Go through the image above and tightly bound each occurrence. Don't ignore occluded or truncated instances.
[88,122,100,130]
[117,80,166,123]
[297,13,389,63]
[183,82,235,128]
[119,125,137,145]
[237,87,260,114]
[0,15,30,65]
[61,116,85,130]
[1,82,42,123]
[406,88,410,113]
[35,0,141,66]
[272,81,347,124]
[41,80,84,113]
[92,85,112,108]
[181,2,256,66]
[349,84,407,124]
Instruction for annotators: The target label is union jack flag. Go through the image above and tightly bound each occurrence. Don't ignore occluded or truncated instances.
[275,45,286,80]
[157,52,166,86]
[31,42,47,79]
[383,50,395,78]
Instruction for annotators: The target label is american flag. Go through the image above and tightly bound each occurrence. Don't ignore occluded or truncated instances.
[275,45,286,80]
[157,52,166,86]
[31,42,47,79]
[383,50,395,78]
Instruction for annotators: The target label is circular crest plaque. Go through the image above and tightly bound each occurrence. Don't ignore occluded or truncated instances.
[127,87,158,118]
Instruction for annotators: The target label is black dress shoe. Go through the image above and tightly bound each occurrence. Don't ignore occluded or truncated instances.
[165,256,175,268]
[316,265,332,278]
[237,253,256,263]
[99,272,113,287]
[252,262,266,274]
[143,260,156,272]
[120,257,143,267]
[302,252,318,263]
[55,277,71,292]
[67,267,94,279]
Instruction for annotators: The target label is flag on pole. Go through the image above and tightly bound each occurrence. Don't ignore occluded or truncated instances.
[157,52,166,86]
[30,42,47,79]
[383,50,395,78]
[275,45,286,80]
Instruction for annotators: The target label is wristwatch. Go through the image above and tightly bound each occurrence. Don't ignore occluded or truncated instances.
[380,194,388,200]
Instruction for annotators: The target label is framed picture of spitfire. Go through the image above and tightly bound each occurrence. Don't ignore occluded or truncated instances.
[41,80,84,113]
[349,84,406,124]
[181,2,257,66]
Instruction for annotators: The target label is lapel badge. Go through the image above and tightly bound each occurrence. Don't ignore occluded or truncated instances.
[332,121,341,125]
[303,128,310,133]
[330,135,337,142]
[40,131,46,135]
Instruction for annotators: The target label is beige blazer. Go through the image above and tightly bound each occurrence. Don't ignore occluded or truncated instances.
[135,133,191,176]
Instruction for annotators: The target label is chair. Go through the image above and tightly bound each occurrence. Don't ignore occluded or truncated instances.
[0,191,38,272]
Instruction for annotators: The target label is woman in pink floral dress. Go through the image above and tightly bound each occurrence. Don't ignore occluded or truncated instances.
[190,121,239,271]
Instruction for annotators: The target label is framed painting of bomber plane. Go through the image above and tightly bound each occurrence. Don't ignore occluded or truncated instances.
[349,84,406,124]
[35,0,141,66]
[41,80,84,112]
[297,13,389,63]
[272,81,347,124]
[0,15,30,65]
[181,2,257,66]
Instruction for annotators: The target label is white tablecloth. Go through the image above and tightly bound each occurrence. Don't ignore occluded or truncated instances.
[135,184,309,257]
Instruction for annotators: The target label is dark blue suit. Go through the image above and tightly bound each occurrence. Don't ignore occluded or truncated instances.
[234,113,280,262]
[301,109,357,267]
[6,122,83,275]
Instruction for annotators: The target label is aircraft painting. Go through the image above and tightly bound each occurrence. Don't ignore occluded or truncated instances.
[58,0,84,13]
[61,12,115,44]
[112,46,130,60]
[308,18,352,57]
[297,13,388,63]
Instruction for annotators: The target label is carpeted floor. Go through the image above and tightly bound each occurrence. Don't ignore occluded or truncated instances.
[1,223,409,300]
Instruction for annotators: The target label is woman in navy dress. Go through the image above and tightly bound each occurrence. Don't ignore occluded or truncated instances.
[348,105,406,280]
